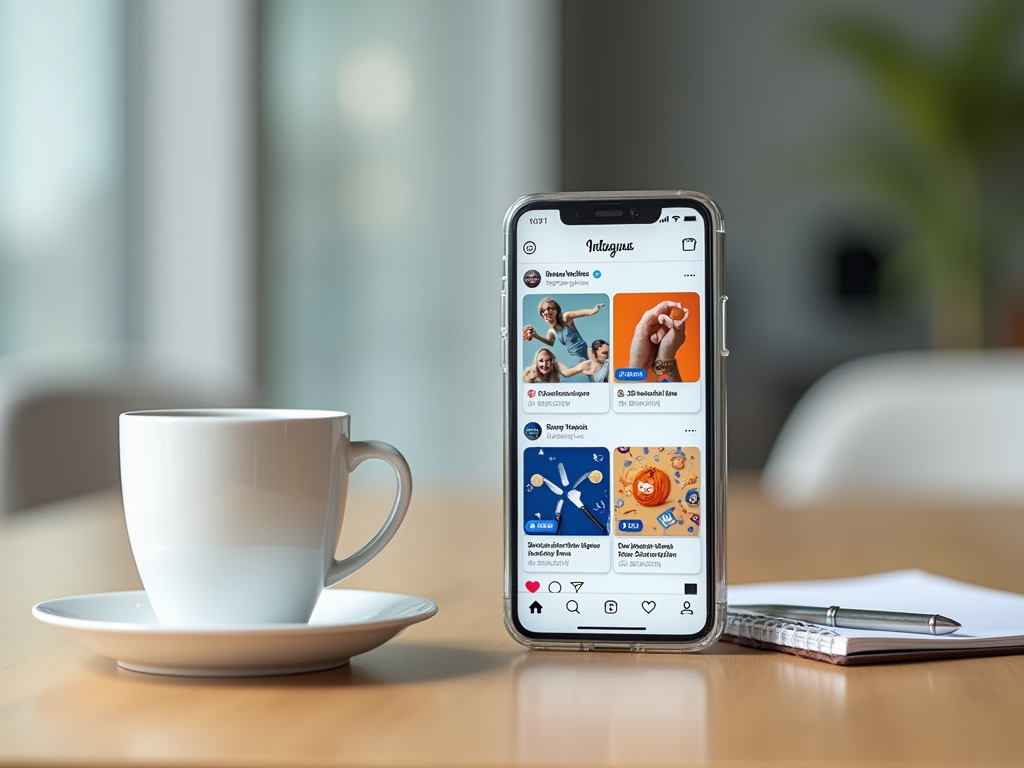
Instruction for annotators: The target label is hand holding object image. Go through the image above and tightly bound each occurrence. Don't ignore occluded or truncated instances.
[628,300,688,381]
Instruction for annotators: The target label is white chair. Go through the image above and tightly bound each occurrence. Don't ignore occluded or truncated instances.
[0,346,256,517]
[762,349,1024,506]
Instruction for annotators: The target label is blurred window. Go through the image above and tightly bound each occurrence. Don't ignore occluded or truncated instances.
[0,0,124,354]
[261,0,557,484]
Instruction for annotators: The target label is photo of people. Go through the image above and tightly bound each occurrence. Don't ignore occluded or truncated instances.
[613,446,701,537]
[612,292,700,382]
[521,293,610,383]
[523,446,610,536]
[522,342,610,384]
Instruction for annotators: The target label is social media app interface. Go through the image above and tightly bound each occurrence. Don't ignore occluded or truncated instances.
[513,208,710,637]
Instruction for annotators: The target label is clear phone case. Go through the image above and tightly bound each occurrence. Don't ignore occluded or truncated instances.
[501,191,727,652]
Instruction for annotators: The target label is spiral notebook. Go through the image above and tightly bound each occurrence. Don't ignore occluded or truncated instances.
[725,570,1024,665]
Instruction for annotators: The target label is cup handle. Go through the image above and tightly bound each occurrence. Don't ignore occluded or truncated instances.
[325,440,413,587]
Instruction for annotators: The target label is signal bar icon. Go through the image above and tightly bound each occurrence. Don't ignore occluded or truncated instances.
[659,215,669,223]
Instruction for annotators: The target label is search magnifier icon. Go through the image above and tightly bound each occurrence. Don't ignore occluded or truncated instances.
[566,600,580,614]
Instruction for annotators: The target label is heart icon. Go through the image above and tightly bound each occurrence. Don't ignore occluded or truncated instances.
[525,581,540,593]
[642,601,656,614]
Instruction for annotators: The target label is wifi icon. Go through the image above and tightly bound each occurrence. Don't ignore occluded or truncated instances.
[672,216,681,222]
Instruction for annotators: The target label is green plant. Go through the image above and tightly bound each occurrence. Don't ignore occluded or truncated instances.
[809,0,1024,347]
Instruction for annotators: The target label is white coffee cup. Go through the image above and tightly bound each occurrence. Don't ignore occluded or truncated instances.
[119,409,411,627]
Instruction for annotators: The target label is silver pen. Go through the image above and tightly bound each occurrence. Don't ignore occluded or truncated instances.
[731,604,961,635]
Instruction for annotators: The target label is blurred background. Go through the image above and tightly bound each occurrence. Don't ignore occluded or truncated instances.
[1,0,1022,507]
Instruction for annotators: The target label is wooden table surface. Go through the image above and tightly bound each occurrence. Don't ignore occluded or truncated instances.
[2,475,1023,768]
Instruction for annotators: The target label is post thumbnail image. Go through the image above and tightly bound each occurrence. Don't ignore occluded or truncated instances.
[611,292,700,383]
[613,447,701,536]
[523,446,610,536]
[522,293,610,384]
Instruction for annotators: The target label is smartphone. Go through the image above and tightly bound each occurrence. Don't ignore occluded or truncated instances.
[501,191,727,651]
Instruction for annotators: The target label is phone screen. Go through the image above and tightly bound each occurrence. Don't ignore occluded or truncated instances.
[504,196,723,644]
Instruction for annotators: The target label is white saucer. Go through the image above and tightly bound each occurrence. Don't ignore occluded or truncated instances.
[32,589,437,677]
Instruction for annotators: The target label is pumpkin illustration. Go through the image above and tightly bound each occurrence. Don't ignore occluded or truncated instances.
[631,467,671,507]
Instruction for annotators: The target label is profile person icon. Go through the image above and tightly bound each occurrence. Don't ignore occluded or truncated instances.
[523,270,541,288]
[680,601,694,615]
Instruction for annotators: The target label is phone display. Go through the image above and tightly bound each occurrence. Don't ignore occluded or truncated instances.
[501,192,727,651]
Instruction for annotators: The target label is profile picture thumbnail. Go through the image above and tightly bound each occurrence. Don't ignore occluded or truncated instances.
[522,293,610,384]
[612,292,700,383]
[613,446,701,537]
[523,270,541,288]
[523,446,610,536]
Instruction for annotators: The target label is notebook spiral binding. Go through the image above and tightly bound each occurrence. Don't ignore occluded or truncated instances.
[726,611,845,657]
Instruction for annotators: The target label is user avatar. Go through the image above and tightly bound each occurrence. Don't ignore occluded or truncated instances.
[523,446,610,536]
[524,422,542,440]
[523,269,541,288]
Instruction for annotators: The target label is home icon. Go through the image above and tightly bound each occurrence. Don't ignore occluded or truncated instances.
[529,601,543,614]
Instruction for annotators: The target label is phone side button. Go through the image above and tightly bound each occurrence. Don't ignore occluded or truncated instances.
[720,295,730,357]
[499,289,509,373]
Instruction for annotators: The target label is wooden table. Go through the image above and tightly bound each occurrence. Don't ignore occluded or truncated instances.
[2,475,1023,767]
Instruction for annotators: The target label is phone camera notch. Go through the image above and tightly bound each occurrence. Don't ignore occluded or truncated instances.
[559,202,660,225]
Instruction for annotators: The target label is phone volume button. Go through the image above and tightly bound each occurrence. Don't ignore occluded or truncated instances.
[499,290,509,372]
[720,295,730,357]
